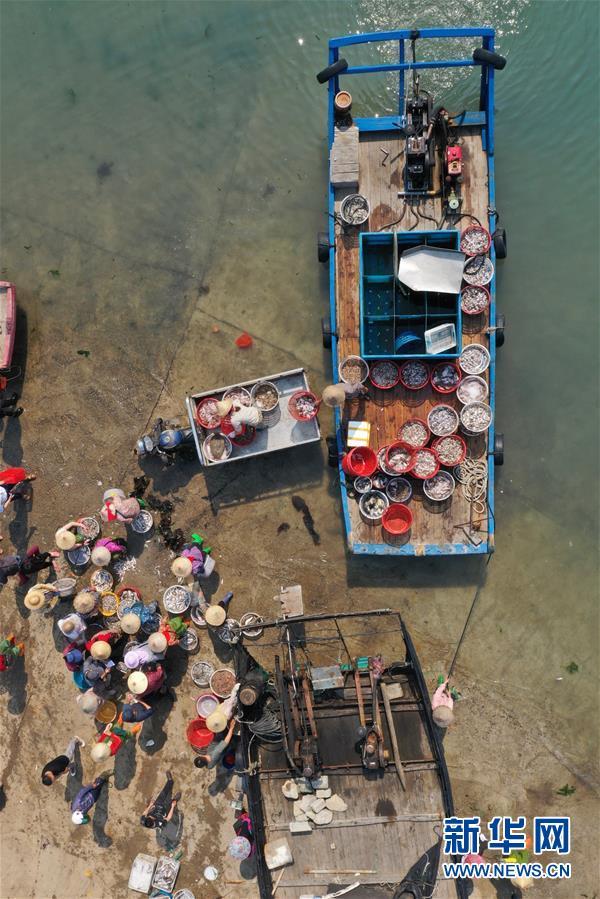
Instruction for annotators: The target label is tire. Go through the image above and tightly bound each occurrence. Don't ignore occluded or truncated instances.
[494,432,504,466]
[318,232,330,263]
[493,227,507,259]
[316,58,348,84]
[495,312,505,347]
[321,316,333,349]
[326,436,339,468]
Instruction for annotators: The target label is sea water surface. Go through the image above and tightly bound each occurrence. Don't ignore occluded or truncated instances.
[1,0,598,894]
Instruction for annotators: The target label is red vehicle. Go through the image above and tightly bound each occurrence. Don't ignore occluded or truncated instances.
[0,282,16,370]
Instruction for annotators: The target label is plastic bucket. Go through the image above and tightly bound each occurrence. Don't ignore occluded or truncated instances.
[334,90,352,114]
[339,355,369,385]
[460,225,491,257]
[196,692,219,718]
[341,447,377,478]
[399,360,430,391]
[95,700,117,724]
[187,717,214,750]
[288,391,320,422]
[385,442,415,475]
[432,434,467,467]
[397,418,430,449]
[195,397,221,430]
[369,360,400,390]
[411,447,440,480]
[52,577,77,597]
[382,503,413,536]
[431,363,462,395]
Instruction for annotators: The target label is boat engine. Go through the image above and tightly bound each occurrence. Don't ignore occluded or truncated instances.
[404,93,436,193]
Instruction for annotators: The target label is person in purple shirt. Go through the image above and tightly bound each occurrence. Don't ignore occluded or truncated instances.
[71,775,109,825]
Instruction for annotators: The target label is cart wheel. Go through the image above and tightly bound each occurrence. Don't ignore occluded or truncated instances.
[493,227,507,259]
[326,436,339,467]
[495,312,505,347]
[321,316,333,349]
[318,232,330,263]
[493,433,504,466]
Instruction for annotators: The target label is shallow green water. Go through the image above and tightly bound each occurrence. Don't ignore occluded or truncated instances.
[0,1,598,889]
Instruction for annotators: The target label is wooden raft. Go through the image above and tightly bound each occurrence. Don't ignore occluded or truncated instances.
[335,126,491,551]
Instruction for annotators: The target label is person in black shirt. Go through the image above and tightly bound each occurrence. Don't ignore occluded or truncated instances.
[140,771,181,828]
[41,737,85,785]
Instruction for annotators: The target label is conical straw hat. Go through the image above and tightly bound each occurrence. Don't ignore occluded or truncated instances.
[55,528,77,550]
[91,546,111,567]
[120,612,141,635]
[216,398,233,418]
[321,384,346,408]
[204,605,226,627]
[128,671,148,695]
[171,556,192,578]
[206,710,227,733]
[73,590,97,614]
[90,640,111,660]
[148,632,167,653]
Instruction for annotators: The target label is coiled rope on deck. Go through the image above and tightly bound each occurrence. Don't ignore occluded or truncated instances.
[454,459,488,515]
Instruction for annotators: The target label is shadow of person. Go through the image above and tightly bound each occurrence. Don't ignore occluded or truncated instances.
[207,767,234,797]
[0,652,28,715]
[164,646,189,690]
[156,808,183,852]
[239,856,257,880]
[64,744,84,805]
[114,735,137,790]
[139,692,174,756]
[92,779,112,848]
[206,628,235,665]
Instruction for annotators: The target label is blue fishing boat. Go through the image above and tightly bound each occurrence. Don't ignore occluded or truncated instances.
[318,28,507,556]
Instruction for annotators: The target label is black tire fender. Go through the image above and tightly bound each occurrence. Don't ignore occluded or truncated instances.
[495,312,505,347]
[318,232,330,263]
[493,432,504,466]
[473,48,507,70]
[493,227,507,259]
[316,58,348,84]
[321,316,333,349]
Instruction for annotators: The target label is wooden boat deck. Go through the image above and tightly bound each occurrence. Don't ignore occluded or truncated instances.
[255,666,458,897]
[334,125,491,552]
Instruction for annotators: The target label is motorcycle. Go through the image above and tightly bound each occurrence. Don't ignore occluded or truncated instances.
[135,418,196,465]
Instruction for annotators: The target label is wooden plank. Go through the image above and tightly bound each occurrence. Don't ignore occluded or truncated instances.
[334,127,491,550]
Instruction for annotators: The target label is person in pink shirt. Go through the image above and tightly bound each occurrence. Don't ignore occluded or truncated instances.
[431,678,454,727]
[138,662,166,698]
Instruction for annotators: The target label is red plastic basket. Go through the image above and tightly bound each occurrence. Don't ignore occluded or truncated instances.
[341,447,378,478]
[369,360,400,390]
[432,434,467,466]
[385,442,415,475]
[460,225,491,257]
[399,361,430,391]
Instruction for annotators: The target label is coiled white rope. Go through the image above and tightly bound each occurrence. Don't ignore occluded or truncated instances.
[454,459,488,515]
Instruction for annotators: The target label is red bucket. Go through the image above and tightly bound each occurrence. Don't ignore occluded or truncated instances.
[385,442,415,475]
[195,397,221,430]
[341,447,377,478]
[288,390,320,422]
[460,225,491,257]
[382,503,413,536]
[186,717,214,750]
[431,363,462,395]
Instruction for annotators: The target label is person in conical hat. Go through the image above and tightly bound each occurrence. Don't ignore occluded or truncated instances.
[204,604,226,627]
[90,640,112,661]
[90,742,111,763]
[55,528,77,551]
[216,398,234,419]
[206,709,227,733]
[321,384,347,408]
[120,612,141,635]
[148,632,167,654]
[128,671,149,695]
[73,590,98,615]
[171,556,192,578]
[91,545,111,567]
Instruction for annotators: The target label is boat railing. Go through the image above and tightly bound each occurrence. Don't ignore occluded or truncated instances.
[326,27,497,155]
